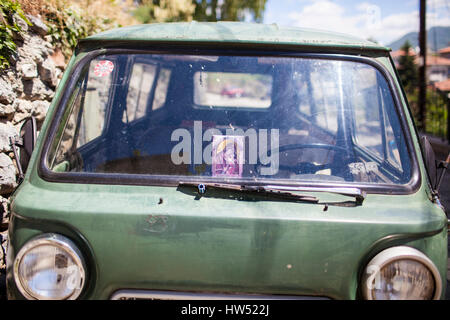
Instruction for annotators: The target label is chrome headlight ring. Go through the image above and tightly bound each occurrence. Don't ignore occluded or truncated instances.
[13,233,86,300]
[362,246,442,300]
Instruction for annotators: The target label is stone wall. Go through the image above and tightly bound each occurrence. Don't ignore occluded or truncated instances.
[0,15,65,271]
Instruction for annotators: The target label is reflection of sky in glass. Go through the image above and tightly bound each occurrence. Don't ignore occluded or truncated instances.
[263,0,449,46]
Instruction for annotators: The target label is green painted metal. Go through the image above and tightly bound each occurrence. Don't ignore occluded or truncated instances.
[7,181,448,299]
[6,23,448,300]
[80,22,390,52]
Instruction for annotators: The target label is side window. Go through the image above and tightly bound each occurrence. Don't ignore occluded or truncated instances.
[52,82,83,167]
[308,71,339,133]
[352,67,383,158]
[353,88,383,157]
[380,86,405,170]
[294,73,311,117]
[77,59,113,147]
[152,68,171,111]
[125,63,157,122]
[384,107,402,169]
[294,63,339,133]
[50,58,113,167]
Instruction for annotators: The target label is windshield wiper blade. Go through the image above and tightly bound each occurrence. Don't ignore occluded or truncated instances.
[178,182,366,205]
[261,185,366,205]
[178,182,319,203]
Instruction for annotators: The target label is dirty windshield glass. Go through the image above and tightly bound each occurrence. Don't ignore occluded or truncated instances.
[47,53,412,185]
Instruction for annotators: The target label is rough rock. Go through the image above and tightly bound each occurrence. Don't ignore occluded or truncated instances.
[13,112,29,125]
[4,70,23,95]
[0,153,17,195]
[27,15,48,36]
[18,60,38,79]
[1,195,9,275]
[13,14,29,34]
[50,49,66,69]
[0,236,4,270]
[17,34,52,65]
[39,58,58,87]
[13,100,34,124]
[0,197,8,232]
[32,100,50,122]
[0,78,14,105]
[0,104,14,118]
[0,196,8,222]
[15,99,33,114]
[22,78,54,101]
[0,14,66,257]
[0,123,19,153]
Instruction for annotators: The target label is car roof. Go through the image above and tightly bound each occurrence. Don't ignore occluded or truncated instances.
[80,22,390,53]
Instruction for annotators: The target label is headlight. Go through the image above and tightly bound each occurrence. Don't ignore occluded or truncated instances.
[13,233,86,300]
[362,246,442,300]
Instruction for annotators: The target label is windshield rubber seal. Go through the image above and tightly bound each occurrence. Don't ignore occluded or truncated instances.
[37,45,421,195]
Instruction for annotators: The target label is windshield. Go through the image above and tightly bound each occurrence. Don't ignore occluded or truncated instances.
[46,53,412,186]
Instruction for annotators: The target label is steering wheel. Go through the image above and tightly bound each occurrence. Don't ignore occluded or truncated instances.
[254,143,347,175]
[277,143,347,153]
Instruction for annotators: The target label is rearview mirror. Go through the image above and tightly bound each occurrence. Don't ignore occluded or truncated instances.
[421,136,450,195]
[436,153,450,194]
[421,136,437,188]
[10,116,37,182]
[19,116,37,173]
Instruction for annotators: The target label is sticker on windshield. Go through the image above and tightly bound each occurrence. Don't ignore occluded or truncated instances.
[212,135,244,177]
[94,60,114,77]
[348,162,379,174]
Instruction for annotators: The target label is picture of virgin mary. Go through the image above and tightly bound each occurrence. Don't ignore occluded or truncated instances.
[212,135,244,177]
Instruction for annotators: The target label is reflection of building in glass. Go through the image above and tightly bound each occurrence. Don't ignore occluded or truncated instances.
[391,47,450,87]
[193,71,273,108]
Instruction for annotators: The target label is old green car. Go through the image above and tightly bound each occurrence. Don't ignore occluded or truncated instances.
[5,22,449,300]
